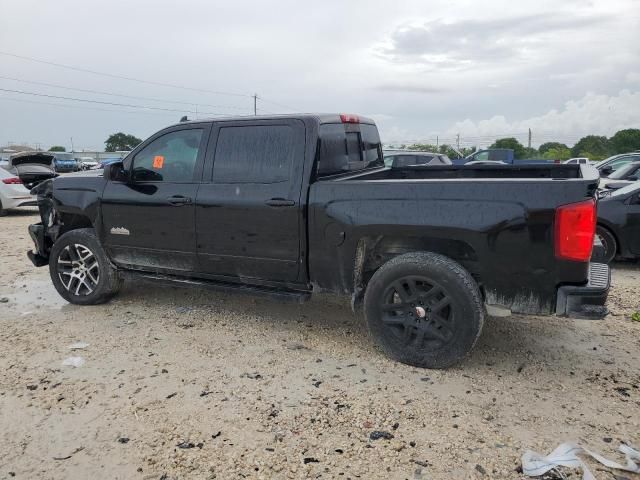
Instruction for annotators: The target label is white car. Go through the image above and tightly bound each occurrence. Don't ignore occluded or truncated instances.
[563,157,593,165]
[0,167,38,216]
[78,157,99,170]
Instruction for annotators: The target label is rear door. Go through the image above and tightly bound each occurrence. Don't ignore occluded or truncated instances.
[101,125,210,272]
[195,119,305,282]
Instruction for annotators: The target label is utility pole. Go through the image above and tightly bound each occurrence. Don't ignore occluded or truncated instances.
[253,94,258,115]
[70,137,74,153]
[436,136,439,148]
[456,133,460,150]
[528,128,532,149]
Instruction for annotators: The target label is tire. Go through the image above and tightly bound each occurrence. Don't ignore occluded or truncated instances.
[0,199,7,217]
[364,252,485,369]
[596,226,617,264]
[49,228,121,305]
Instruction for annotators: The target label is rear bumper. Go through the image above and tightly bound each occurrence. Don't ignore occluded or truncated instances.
[556,263,610,319]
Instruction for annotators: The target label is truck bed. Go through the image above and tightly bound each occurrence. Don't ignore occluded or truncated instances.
[308,163,600,315]
[334,164,590,181]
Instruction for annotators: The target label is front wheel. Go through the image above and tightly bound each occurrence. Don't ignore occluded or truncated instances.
[49,228,121,305]
[364,252,485,369]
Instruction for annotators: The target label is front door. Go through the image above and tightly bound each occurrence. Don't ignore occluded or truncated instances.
[195,119,305,283]
[101,125,209,272]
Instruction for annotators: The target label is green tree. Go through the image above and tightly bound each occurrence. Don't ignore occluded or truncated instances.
[489,137,526,159]
[521,147,539,159]
[538,142,568,155]
[48,145,66,152]
[608,128,640,154]
[105,132,142,152]
[571,135,609,158]
[542,146,572,161]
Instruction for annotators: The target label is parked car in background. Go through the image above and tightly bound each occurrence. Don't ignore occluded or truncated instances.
[464,160,508,166]
[596,183,640,263]
[0,156,9,169]
[452,148,557,166]
[97,157,124,169]
[6,152,58,189]
[564,157,593,165]
[51,152,80,173]
[78,157,99,170]
[0,166,38,215]
[597,153,640,177]
[383,151,452,168]
[599,161,640,189]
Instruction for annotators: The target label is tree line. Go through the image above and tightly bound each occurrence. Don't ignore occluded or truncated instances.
[402,128,640,160]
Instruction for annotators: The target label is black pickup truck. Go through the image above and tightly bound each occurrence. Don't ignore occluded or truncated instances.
[24,114,610,368]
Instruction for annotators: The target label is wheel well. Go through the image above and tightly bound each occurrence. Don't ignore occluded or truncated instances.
[58,213,94,236]
[352,236,479,306]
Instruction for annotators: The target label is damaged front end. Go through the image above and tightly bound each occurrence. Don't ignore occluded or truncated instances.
[25,177,60,267]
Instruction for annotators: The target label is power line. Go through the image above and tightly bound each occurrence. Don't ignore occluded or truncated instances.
[0,94,178,117]
[0,50,252,98]
[0,75,250,111]
[0,87,243,117]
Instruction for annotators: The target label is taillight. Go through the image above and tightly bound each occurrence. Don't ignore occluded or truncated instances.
[2,177,22,185]
[340,113,360,124]
[554,199,596,262]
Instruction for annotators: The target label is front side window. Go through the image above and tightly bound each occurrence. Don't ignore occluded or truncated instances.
[212,125,295,183]
[474,151,490,161]
[132,129,203,182]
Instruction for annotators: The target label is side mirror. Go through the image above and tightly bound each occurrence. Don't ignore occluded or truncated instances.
[103,161,126,182]
[600,166,613,176]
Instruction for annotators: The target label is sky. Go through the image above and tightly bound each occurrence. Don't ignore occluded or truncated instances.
[0,0,639,150]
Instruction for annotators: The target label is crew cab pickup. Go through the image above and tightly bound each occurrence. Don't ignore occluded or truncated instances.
[24,114,610,368]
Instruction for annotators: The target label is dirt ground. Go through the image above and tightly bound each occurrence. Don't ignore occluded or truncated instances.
[0,211,638,480]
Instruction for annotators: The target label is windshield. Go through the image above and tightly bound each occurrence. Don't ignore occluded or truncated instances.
[55,153,75,161]
[608,162,639,179]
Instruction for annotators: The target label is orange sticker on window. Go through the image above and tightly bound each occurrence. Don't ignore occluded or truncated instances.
[153,155,164,169]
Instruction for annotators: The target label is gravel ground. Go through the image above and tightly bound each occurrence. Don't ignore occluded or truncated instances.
[0,211,639,480]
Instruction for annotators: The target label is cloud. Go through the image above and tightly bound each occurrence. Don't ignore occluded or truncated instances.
[443,90,640,146]
[375,84,445,94]
[377,14,609,68]
[626,72,640,84]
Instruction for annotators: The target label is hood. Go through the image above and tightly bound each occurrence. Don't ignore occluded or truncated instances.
[9,151,55,168]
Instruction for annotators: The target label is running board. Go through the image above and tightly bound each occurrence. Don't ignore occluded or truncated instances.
[121,271,312,304]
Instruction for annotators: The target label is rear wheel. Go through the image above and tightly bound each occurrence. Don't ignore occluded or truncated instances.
[364,252,484,369]
[49,228,121,305]
[596,226,617,264]
[0,199,7,216]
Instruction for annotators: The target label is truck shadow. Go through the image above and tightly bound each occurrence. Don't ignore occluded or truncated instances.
[112,282,616,378]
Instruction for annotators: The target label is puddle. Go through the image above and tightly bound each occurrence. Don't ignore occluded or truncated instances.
[0,279,68,312]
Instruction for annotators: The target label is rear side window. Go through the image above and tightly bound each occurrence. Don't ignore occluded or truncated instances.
[213,125,294,183]
[317,123,383,177]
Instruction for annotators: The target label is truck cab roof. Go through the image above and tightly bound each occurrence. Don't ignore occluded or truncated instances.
[175,113,377,127]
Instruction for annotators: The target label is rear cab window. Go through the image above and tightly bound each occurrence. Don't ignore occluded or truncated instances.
[316,120,384,178]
